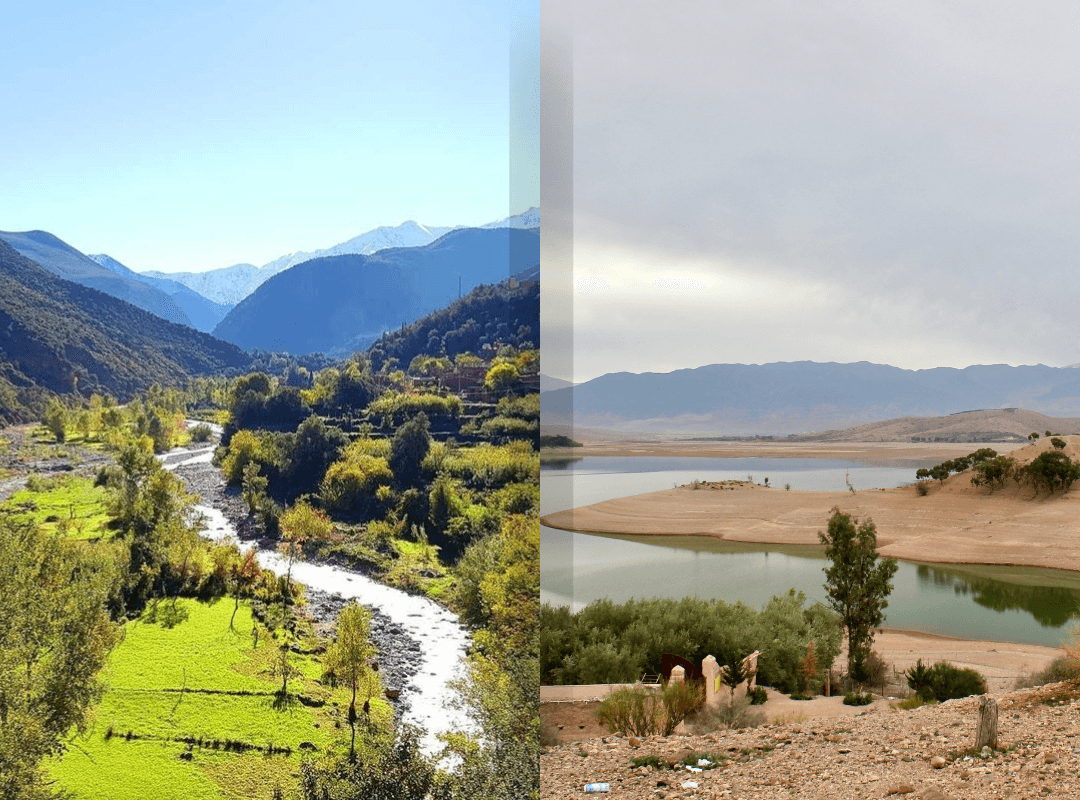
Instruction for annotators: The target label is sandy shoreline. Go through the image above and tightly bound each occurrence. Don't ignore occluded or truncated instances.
[543,440,1026,463]
[541,475,1080,573]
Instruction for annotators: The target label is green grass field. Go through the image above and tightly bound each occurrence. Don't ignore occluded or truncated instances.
[48,598,392,799]
[1,474,112,540]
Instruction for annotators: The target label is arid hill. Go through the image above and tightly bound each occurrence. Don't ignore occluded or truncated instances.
[786,408,1080,444]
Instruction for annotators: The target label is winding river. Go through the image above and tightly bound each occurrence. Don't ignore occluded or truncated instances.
[161,435,475,758]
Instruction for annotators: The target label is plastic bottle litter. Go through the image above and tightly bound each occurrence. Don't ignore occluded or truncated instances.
[584,783,610,793]
[681,780,700,789]
[685,765,703,772]
[697,758,713,767]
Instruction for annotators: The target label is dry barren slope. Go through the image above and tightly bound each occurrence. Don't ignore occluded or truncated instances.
[786,408,1080,444]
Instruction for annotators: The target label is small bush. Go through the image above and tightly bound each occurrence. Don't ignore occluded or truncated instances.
[927,662,986,701]
[893,695,933,711]
[789,692,814,701]
[915,480,930,496]
[842,692,874,706]
[684,696,766,734]
[190,424,213,443]
[747,686,768,705]
[596,681,704,737]
[630,755,664,770]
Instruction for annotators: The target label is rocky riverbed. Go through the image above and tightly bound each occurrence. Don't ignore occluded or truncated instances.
[541,681,1080,800]
[162,438,474,755]
[166,443,425,716]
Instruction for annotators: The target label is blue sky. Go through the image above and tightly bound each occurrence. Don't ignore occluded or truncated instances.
[0,1,536,272]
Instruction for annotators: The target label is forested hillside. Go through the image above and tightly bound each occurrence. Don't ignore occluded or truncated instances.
[0,239,250,423]
[0,230,193,326]
[367,277,538,371]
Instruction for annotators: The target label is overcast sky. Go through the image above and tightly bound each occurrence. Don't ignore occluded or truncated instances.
[0,1,536,273]
[555,1,1080,382]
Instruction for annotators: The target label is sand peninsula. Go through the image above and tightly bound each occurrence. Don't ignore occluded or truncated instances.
[541,436,1080,574]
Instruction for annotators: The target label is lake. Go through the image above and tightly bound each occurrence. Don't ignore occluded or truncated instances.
[541,457,1080,647]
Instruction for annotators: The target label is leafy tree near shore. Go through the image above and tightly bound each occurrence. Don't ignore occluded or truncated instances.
[325,601,378,763]
[0,518,120,798]
[818,509,898,676]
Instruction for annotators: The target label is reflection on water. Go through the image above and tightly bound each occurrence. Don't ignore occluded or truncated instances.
[917,564,1080,628]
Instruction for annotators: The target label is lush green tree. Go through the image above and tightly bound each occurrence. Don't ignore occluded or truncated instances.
[0,519,120,798]
[42,397,68,443]
[279,501,334,613]
[282,416,348,497]
[818,509,898,674]
[970,455,1016,491]
[389,412,432,487]
[1052,437,1067,450]
[1023,450,1080,493]
[105,437,202,610]
[325,602,377,762]
[484,361,519,391]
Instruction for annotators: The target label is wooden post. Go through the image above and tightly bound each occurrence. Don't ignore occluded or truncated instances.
[975,695,998,750]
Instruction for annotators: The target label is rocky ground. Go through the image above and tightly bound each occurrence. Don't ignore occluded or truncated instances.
[541,682,1080,799]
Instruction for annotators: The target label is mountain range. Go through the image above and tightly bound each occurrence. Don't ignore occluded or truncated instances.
[212,227,540,355]
[140,208,539,307]
[0,230,192,327]
[541,361,1080,435]
[0,238,249,422]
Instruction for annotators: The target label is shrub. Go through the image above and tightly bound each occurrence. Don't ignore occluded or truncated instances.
[1014,657,1080,689]
[789,692,813,701]
[1052,437,1067,450]
[915,480,930,496]
[893,695,933,711]
[189,423,213,443]
[926,662,986,701]
[747,686,768,705]
[842,692,873,706]
[684,696,766,734]
[596,681,703,737]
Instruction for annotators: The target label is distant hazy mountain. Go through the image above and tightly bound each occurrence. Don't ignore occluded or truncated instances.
[141,208,539,307]
[0,239,249,420]
[540,374,575,392]
[213,227,540,355]
[481,207,540,229]
[89,253,232,332]
[542,361,1080,435]
[0,230,192,327]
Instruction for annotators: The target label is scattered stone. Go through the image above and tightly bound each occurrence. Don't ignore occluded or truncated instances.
[886,786,916,796]
[930,755,947,769]
[629,736,642,748]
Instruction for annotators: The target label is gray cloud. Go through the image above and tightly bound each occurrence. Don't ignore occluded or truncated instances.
[565,1,1080,379]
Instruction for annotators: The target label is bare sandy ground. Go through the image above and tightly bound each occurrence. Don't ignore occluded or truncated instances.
[542,437,1080,573]
[546,440,1019,463]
